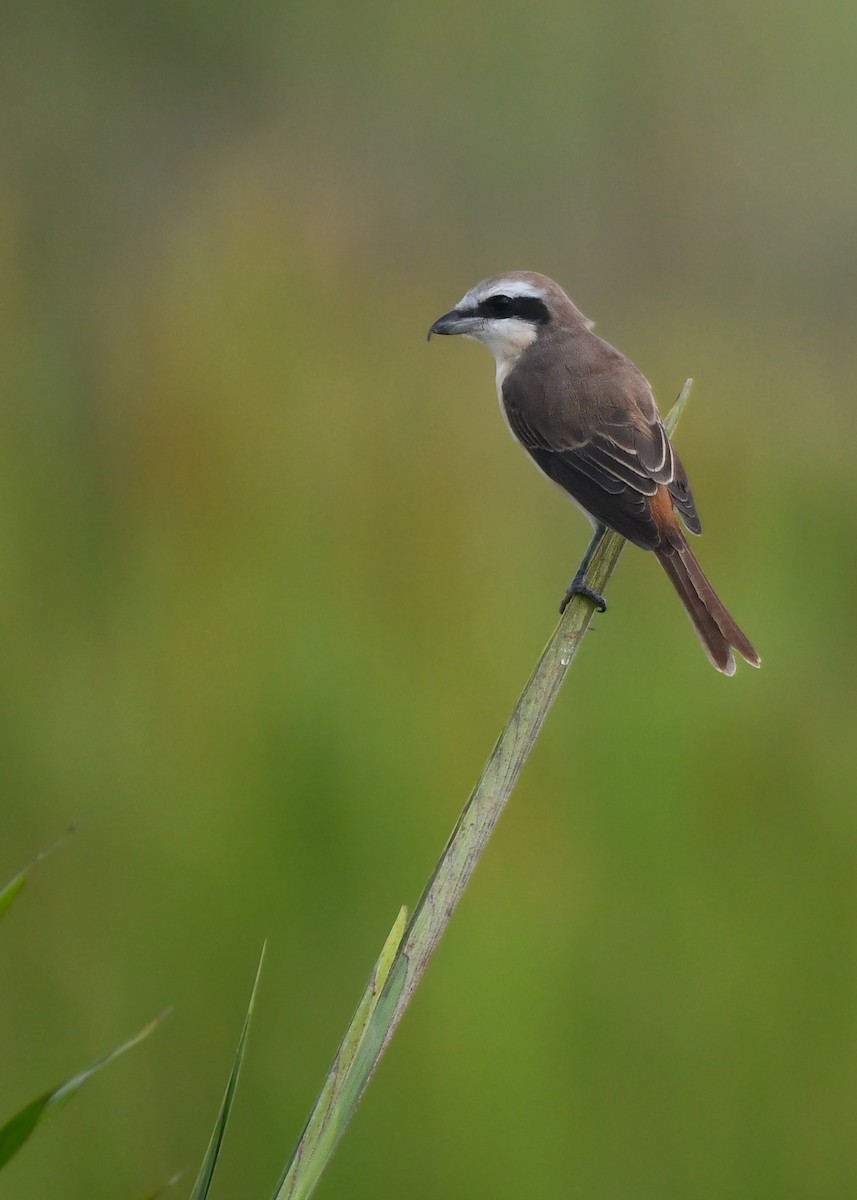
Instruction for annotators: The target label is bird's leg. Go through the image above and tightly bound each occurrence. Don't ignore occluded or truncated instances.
[559,524,608,614]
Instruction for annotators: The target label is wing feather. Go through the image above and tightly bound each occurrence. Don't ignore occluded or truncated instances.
[501,342,701,547]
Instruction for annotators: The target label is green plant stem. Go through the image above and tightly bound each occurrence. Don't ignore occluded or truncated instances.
[278,381,691,1196]
[368,380,690,1078]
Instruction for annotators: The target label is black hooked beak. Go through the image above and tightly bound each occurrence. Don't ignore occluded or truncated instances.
[427,308,468,341]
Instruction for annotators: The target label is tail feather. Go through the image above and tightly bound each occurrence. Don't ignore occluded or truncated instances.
[656,537,761,676]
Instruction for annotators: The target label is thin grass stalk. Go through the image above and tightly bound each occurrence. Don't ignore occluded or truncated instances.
[368,380,691,1075]
[277,381,692,1197]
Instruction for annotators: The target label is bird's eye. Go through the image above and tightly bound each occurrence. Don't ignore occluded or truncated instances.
[482,294,514,318]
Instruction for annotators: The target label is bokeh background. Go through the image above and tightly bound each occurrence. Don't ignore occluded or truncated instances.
[2,2,856,1197]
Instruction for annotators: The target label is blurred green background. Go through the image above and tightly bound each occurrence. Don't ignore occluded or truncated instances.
[2,2,856,1197]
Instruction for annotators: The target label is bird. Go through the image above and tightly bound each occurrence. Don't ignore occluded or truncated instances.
[428,271,760,676]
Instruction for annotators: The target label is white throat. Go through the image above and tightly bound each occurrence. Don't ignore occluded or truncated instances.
[471,317,539,390]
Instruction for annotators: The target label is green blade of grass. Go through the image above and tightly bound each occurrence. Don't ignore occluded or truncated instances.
[273,905,409,1200]
[189,943,267,1200]
[276,382,692,1200]
[0,873,25,922]
[0,826,76,924]
[0,1010,169,1170]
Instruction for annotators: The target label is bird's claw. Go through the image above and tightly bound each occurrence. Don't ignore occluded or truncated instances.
[559,583,607,615]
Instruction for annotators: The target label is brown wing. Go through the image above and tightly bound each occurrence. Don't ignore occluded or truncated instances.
[501,337,701,550]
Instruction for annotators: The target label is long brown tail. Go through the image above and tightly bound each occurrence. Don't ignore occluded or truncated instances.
[655,536,761,676]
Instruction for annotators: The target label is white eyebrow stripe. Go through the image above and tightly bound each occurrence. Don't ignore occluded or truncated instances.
[458,277,548,308]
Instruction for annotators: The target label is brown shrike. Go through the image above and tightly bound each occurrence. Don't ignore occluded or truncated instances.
[428,271,760,676]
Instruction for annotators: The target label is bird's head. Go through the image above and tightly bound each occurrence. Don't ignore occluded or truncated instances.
[427,271,589,367]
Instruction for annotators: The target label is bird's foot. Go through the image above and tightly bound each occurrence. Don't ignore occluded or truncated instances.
[559,581,607,615]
